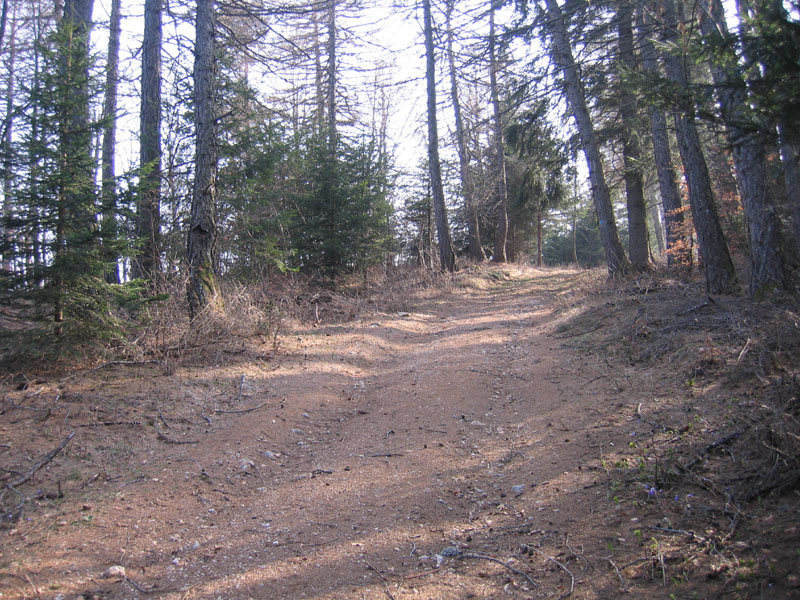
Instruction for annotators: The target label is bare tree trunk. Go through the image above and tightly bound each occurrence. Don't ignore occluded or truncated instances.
[617,0,650,271]
[647,185,667,257]
[132,0,162,282]
[536,212,543,267]
[637,9,685,266]
[699,0,786,298]
[187,0,219,318]
[100,0,121,283]
[489,1,508,263]
[543,0,630,276]
[325,0,336,154]
[1,2,16,274]
[422,0,456,272]
[446,0,483,261]
[660,0,737,294]
[313,8,325,137]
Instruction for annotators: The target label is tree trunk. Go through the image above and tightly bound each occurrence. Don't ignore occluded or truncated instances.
[446,0,483,261]
[617,1,650,271]
[489,1,508,263]
[699,0,786,298]
[132,0,162,282]
[422,0,456,272]
[660,0,737,294]
[1,3,16,274]
[100,0,121,283]
[537,212,543,267]
[187,0,220,318]
[543,0,630,276]
[647,185,667,258]
[637,9,685,266]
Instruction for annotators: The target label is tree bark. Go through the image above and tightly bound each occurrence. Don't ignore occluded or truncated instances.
[647,185,667,258]
[739,0,800,255]
[660,0,737,294]
[422,0,456,272]
[1,2,16,274]
[100,0,121,283]
[489,0,508,263]
[617,1,650,271]
[132,0,162,281]
[446,0,483,261]
[542,0,630,276]
[637,9,685,266]
[187,0,220,318]
[699,0,786,298]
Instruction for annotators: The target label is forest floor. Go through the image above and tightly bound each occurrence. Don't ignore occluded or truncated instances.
[1,264,799,599]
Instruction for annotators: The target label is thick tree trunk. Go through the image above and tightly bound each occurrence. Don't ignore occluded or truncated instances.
[446,0,483,261]
[700,0,785,297]
[100,0,121,283]
[779,131,800,247]
[422,0,456,272]
[543,0,630,276]
[617,1,650,271]
[660,0,737,294]
[637,10,685,266]
[489,1,508,263]
[187,0,220,318]
[133,0,162,281]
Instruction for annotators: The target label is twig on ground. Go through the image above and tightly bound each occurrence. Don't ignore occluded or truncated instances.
[460,553,538,588]
[370,452,404,458]
[213,402,268,415]
[601,557,625,589]
[679,297,714,315]
[365,560,398,600]
[77,421,141,428]
[157,407,171,430]
[9,432,75,488]
[418,426,447,434]
[678,431,742,472]
[155,425,198,445]
[61,360,161,381]
[527,547,574,595]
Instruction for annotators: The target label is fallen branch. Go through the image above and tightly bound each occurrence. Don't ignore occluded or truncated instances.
[76,421,141,428]
[365,560,398,600]
[527,547,573,595]
[155,426,198,445]
[678,431,742,472]
[678,297,714,315]
[9,432,75,487]
[213,402,268,415]
[460,553,538,588]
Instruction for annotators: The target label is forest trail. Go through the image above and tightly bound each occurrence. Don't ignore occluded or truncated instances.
[4,267,788,599]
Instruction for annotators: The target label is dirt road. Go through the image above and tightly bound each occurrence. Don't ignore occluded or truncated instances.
[2,268,761,599]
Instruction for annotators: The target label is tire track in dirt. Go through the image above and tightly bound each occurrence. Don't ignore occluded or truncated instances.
[2,269,625,599]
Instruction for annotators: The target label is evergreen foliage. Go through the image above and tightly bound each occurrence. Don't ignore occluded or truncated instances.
[0,19,132,361]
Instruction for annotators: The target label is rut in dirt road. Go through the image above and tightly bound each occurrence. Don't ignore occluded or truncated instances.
[2,270,641,599]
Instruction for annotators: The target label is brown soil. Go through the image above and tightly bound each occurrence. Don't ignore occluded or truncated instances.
[1,265,799,599]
